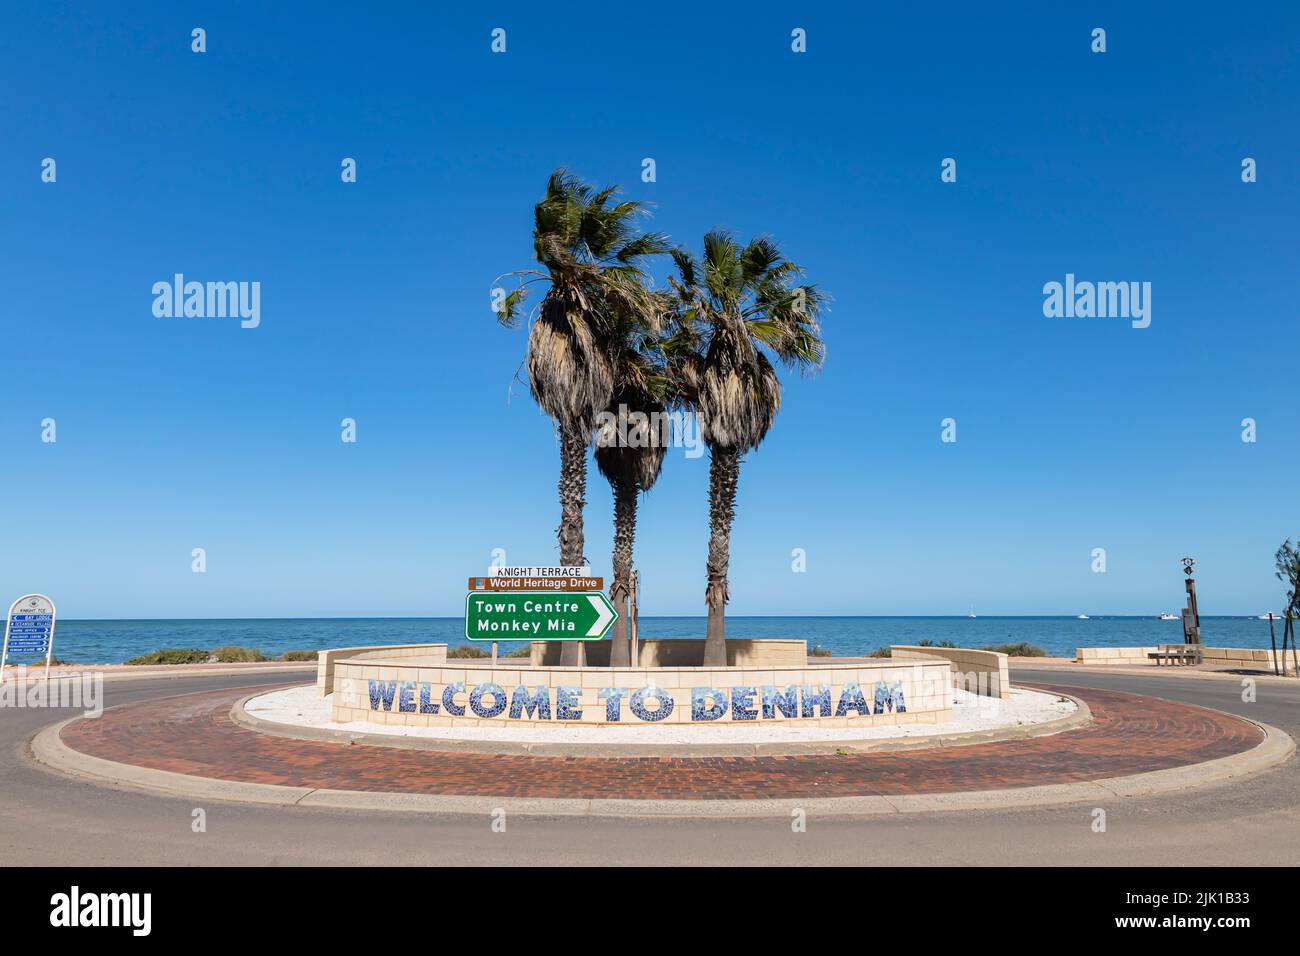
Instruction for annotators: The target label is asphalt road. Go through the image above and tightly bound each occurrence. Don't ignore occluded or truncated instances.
[2,668,1297,866]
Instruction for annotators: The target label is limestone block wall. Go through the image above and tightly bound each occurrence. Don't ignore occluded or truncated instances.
[330,656,952,729]
[1199,646,1293,671]
[890,646,1010,699]
[316,643,448,697]
[529,638,808,669]
[1074,645,1295,674]
[1074,647,1160,666]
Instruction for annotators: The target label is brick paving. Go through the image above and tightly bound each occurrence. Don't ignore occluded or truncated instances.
[58,683,1264,799]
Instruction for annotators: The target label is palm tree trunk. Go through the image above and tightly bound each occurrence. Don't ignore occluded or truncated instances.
[609,478,637,667]
[703,446,739,667]
[558,429,587,667]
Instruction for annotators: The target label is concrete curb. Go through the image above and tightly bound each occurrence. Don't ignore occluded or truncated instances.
[1014,663,1300,684]
[29,708,1294,820]
[229,686,1093,758]
[0,663,315,685]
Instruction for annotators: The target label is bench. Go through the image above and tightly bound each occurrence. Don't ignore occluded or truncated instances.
[1148,644,1202,666]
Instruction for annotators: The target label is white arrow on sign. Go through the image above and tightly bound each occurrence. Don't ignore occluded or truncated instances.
[586,595,616,637]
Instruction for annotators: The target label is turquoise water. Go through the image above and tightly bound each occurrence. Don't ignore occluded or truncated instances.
[9,616,1288,664]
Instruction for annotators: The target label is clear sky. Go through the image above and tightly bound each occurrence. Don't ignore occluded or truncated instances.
[3,2,1297,619]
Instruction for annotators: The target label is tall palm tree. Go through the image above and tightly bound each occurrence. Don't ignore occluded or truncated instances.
[667,231,826,666]
[594,305,672,666]
[494,169,667,666]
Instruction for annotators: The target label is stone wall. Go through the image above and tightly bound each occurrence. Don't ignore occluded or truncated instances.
[529,638,808,669]
[1075,645,1296,674]
[890,645,1010,699]
[316,643,448,697]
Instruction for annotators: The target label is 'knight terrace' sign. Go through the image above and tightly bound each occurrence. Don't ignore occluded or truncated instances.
[465,591,617,641]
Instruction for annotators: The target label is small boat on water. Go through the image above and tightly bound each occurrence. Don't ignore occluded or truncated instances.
[1159,613,1179,621]
[1077,613,1089,620]
[968,606,976,619]
[1258,612,1281,620]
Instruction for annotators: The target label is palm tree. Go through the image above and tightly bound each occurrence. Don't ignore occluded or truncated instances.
[594,305,672,667]
[494,169,667,666]
[667,231,826,666]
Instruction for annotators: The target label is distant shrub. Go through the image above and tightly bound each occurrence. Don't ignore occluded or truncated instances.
[868,647,892,658]
[212,645,268,663]
[8,654,67,666]
[505,645,533,658]
[447,645,490,659]
[917,640,957,648]
[809,644,834,657]
[125,649,209,666]
[981,642,1046,657]
[280,650,318,662]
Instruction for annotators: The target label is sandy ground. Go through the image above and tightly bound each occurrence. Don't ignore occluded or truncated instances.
[243,684,1077,744]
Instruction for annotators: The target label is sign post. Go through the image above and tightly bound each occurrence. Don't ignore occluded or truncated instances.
[464,591,617,642]
[2,594,56,682]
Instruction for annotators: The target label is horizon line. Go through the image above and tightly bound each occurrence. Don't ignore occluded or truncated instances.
[49,613,1278,623]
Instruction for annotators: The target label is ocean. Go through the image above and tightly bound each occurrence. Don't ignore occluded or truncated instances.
[7,616,1289,665]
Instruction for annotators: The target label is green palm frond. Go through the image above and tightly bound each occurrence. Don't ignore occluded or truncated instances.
[664,230,828,450]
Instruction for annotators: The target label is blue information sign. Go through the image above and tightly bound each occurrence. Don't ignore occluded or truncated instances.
[1,594,57,680]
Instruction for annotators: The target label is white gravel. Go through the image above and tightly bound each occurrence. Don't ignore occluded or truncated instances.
[244,684,1078,744]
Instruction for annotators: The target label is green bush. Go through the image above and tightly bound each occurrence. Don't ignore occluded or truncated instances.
[211,645,268,663]
[917,639,957,648]
[868,646,892,658]
[809,644,833,657]
[125,649,210,666]
[447,645,490,659]
[505,645,533,658]
[7,654,66,666]
[980,642,1046,657]
[280,650,319,662]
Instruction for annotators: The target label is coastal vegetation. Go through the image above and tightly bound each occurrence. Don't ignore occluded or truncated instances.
[125,649,209,665]
[981,642,1046,657]
[447,644,532,659]
[124,647,320,665]
[212,645,268,663]
[1275,539,1300,618]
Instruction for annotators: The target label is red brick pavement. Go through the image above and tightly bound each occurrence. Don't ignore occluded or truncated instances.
[57,683,1264,799]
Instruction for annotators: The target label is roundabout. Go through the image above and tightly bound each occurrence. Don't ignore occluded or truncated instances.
[34,673,1288,817]
[4,663,1298,865]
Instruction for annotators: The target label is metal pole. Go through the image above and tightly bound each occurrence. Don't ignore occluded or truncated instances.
[45,602,55,682]
[1269,613,1279,676]
[1288,614,1299,678]
[629,569,639,666]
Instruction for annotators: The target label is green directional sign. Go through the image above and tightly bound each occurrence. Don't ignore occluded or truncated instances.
[464,591,617,641]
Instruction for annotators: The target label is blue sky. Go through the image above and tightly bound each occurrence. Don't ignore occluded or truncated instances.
[2,2,1297,618]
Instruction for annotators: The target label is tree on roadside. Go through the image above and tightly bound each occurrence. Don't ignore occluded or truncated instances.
[492,169,667,666]
[665,231,826,666]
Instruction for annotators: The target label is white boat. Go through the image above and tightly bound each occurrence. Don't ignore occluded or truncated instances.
[1077,613,1089,620]
[1258,612,1280,620]
[968,606,976,619]
[1159,613,1179,621]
